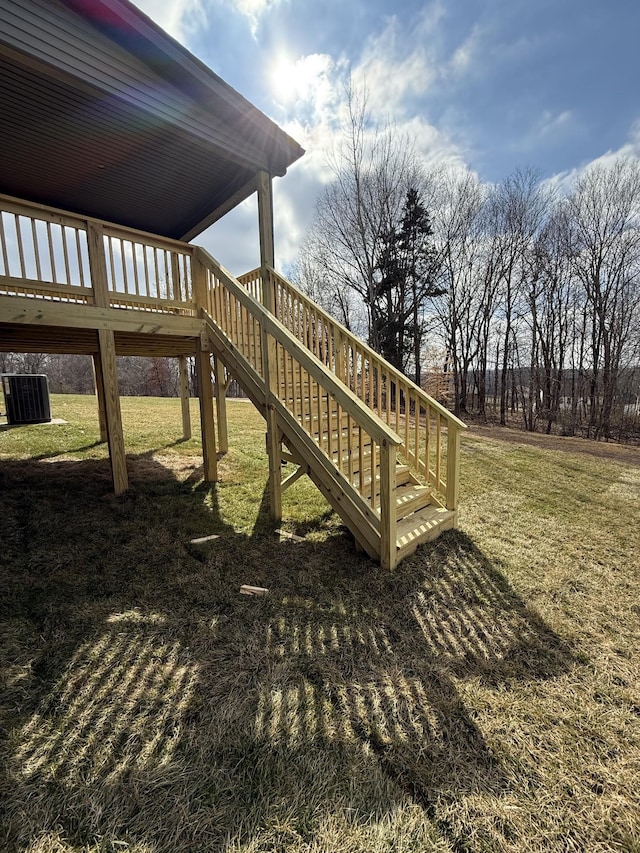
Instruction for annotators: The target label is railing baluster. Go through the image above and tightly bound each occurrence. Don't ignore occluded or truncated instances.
[370,440,377,512]
[14,215,26,277]
[76,229,86,287]
[142,244,150,297]
[315,377,322,448]
[446,426,461,511]
[121,240,130,295]
[31,218,42,281]
[61,226,72,285]
[264,265,465,505]
[336,402,344,475]
[435,412,442,490]
[347,413,354,484]
[107,235,117,293]
[425,405,431,483]
[414,396,420,473]
[46,221,56,282]
[406,388,412,464]
[132,243,141,296]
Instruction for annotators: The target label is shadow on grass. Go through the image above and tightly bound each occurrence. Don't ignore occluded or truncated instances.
[0,453,574,853]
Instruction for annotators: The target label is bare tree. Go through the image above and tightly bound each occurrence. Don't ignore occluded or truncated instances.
[432,169,492,416]
[300,83,421,348]
[564,158,640,438]
[488,168,551,425]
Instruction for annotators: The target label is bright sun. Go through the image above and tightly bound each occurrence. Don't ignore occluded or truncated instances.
[269,53,329,106]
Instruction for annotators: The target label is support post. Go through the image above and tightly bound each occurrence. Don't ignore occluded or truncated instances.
[214,355,228,453]
[446,425,461,512]
[257,169,275,311]
[92,352,108,443]
[196,343,217,482]
[178,355,191,440]
[96,330,128,494]
[379,439,398,570]
[257,169,281,521]
[87,222,128,493]
[192,249,217,480]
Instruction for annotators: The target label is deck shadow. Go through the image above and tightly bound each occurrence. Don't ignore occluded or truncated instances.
[0,454,574,852]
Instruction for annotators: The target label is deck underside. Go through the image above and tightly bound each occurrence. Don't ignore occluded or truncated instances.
[0,323,199,357]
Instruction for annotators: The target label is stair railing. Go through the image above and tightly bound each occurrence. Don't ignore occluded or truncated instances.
[237,267,466,512]
[199,249,403,568]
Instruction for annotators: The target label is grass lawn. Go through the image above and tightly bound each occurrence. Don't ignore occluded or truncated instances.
[1,394,639,853]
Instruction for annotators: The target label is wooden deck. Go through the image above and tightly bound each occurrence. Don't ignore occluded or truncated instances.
[0,193,466,568]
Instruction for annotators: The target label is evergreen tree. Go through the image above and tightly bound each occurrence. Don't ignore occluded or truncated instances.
[374,188,441,382]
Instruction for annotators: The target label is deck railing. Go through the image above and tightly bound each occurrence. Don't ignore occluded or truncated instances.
[201,249,403,566]
[0,194,463,551]
[0,195,196,315]
[238,266,466,510]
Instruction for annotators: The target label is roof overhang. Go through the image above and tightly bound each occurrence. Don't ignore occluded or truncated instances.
[0,0,304,240]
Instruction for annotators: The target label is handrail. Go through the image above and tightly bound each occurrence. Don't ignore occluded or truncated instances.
[237,266,465,508]
[265,265,467,430]
[199,247,406,565]
[0,193,196,314]
[198,249,403,448]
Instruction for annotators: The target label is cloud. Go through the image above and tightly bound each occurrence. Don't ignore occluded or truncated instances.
[536,110,574,138]
[447,23,487,78]
[270,53,347,130]
[353,16,436,119]
[544,120,640,196]
[130,0,205,43]
[219,0,284,38]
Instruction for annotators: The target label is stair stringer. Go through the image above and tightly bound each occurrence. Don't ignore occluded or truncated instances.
[202,313,383,562]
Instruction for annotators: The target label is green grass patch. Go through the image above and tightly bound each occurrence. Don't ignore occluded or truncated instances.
[1,395,639,852]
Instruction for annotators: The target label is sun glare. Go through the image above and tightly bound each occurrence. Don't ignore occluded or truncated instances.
[269,53,331,107]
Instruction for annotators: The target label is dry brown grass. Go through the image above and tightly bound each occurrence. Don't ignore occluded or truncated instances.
[1,396,639,852]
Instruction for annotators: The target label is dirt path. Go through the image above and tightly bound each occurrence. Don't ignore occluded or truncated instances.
[466,423,640,466]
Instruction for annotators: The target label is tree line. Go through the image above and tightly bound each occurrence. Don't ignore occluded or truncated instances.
[0,353,182,398]
[293,91,640,441]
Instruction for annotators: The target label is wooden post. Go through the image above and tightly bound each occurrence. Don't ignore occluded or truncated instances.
[92,352,108,443]
[257,169,281,521]
[257,169,275,311]
[96,329,128,494]
[379,439,397,570]
[214,355,228,453]
[196,343,217,482]
[178,355,191,440]
[446,426,461,512]
[335,330,345,384]
[192,249,217,480]
[87,222,128,493]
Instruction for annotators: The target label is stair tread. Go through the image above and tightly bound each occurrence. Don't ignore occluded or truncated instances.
[395,484,433,516]
[396,505,455,547]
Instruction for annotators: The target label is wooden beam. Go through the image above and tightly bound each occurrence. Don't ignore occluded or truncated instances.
[178,355,191,440]
[195,344,217,482]
[180,176,258,242]
[0,295,203,337]
[281,464,306,493]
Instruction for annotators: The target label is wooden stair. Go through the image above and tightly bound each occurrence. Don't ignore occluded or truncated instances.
[281,403,455,562]
[198,250,466,568]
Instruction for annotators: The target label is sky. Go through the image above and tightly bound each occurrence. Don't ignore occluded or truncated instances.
[131,0,640,275]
